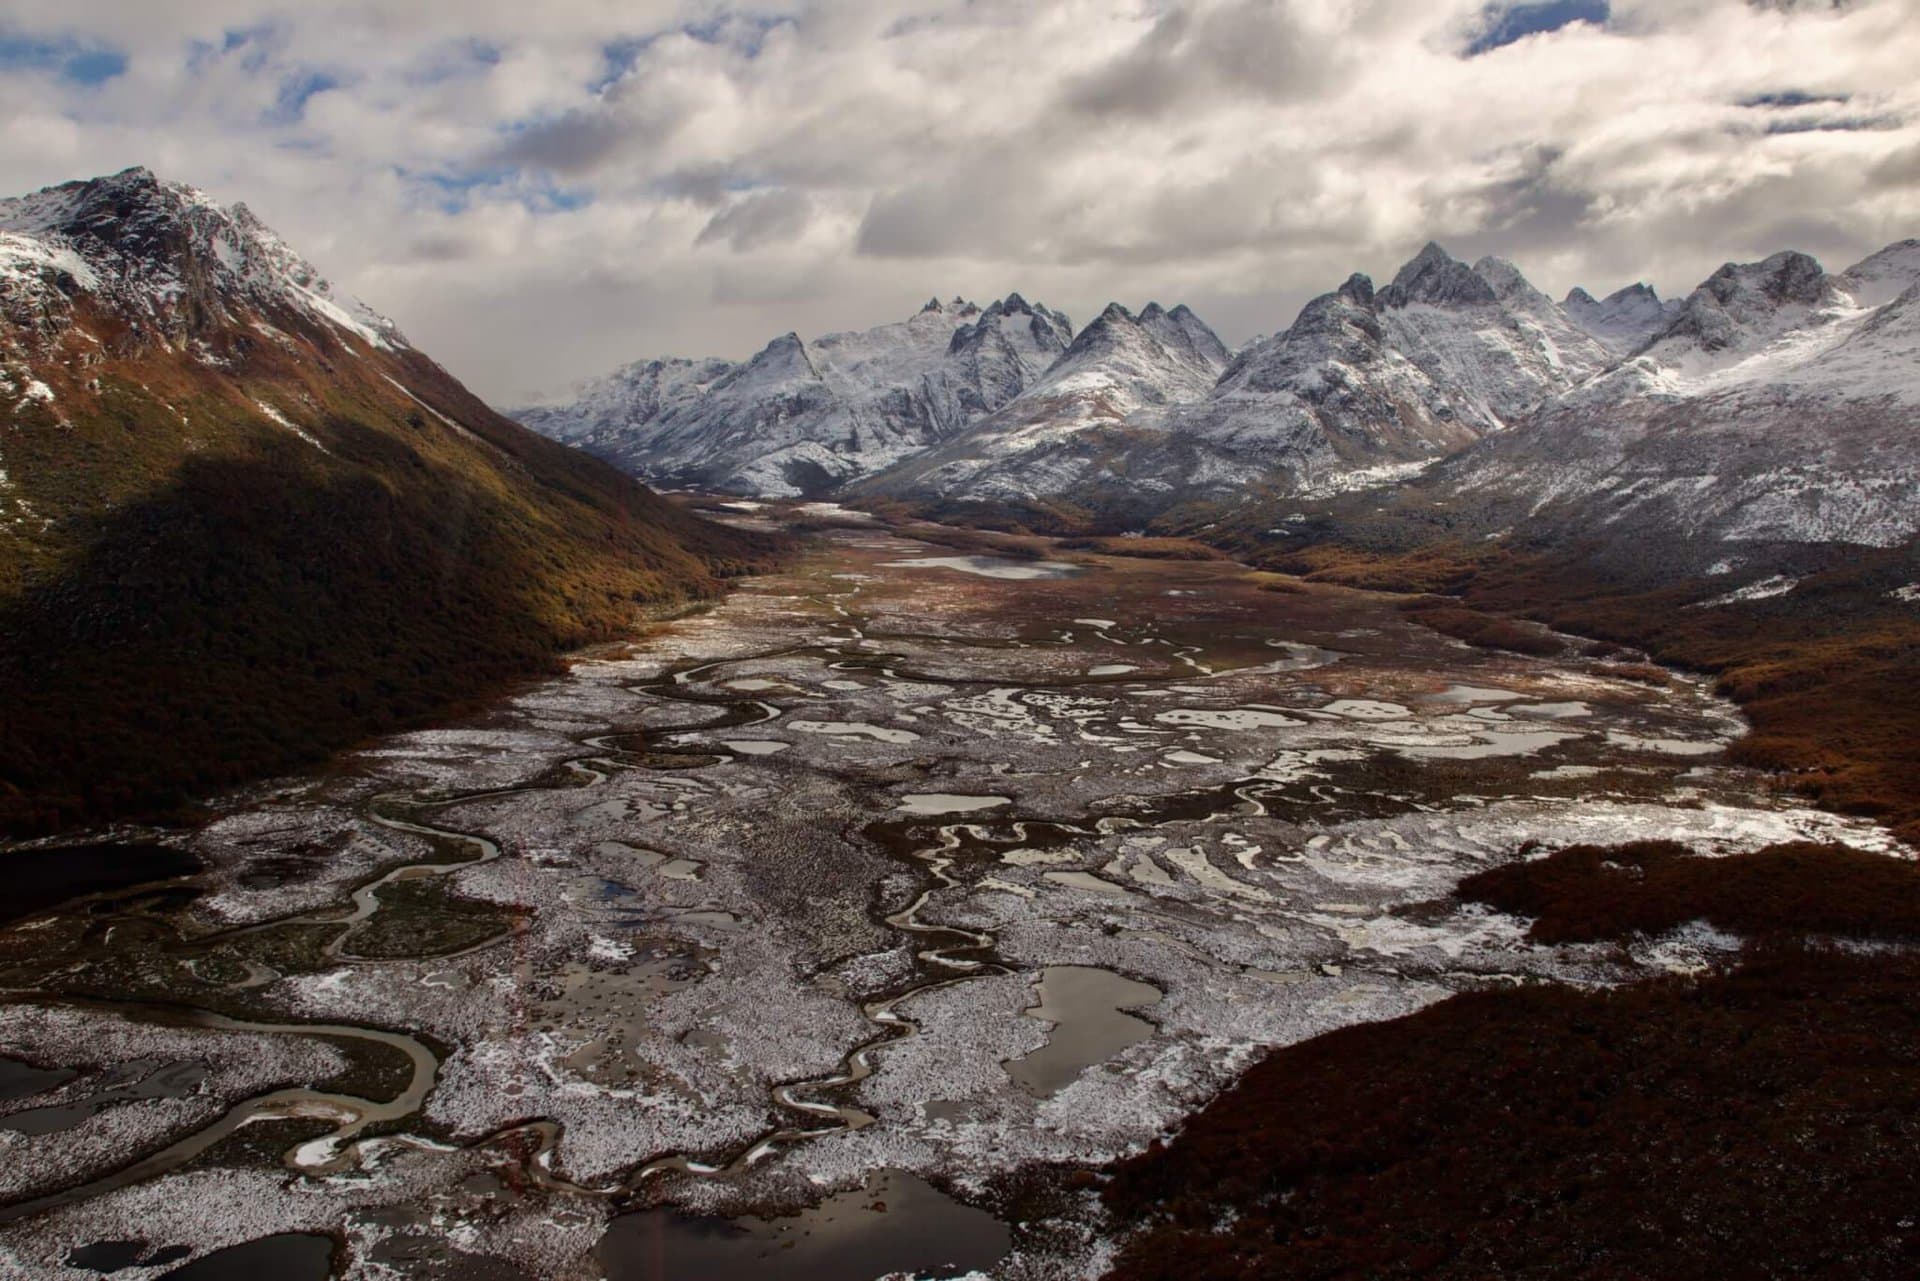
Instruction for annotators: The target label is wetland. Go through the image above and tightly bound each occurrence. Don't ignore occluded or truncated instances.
[0,506,1902,1279]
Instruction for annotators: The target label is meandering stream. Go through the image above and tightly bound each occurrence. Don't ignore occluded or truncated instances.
[0,514,1897,1278]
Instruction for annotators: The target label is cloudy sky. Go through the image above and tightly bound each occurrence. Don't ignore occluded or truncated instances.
[3,0,1917,403]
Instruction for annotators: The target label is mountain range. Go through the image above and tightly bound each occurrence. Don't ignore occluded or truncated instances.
[1391,242,1920,564]
[520,235,1920,558]
[0,167,765,833]
[516,292,1074,496]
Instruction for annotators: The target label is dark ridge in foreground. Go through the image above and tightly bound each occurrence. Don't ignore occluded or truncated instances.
[1105,941,1920,1280]
[0,400,780,836]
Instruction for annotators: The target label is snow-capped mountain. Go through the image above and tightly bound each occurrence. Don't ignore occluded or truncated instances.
[851,300,1237,516]
[0,166,403,354]
[516,293,1074,496]
[1563,283,1682,355]
[940,299,1230,439]
[859,245,1610,521]
[1385,241,1920,560]
[517,357,735,447]
[1367,244,1612,427]
[0,167,758,833]
[516,231,1920,557]
[1165,248,1609,488]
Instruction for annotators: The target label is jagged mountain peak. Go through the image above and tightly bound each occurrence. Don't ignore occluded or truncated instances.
[0,166,402,351]
[519,287,1078,496]
[1704,250,1830,308]
[1380,241,1500,308]
[977,290,1069,327]
[1049,300,1228,381]
[1645,248,1843,362]
[1337,273,1376,307]
[1566,281,1662,310]
[1138,299,1231,370]
[950,293,1074,357]
[917,294,982,317]
[1472,255,1547,305]
[715,330,818,391]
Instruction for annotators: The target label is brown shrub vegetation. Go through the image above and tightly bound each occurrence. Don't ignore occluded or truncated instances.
[1398,600,1564,657]
[1056,536,1224,561]
[1105,945,1920,1280]
[0,332,780,836]
[1227,536,1920,846]
[1458,839,1920,944]
[1595,661,1670,686]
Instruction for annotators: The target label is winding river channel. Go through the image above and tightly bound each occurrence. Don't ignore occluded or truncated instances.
[0,507,1899,1279]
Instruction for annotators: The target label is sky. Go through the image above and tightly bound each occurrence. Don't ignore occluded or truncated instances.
[2,0,1918,405]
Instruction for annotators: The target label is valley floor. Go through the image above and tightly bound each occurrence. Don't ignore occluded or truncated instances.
[0,506,1910,1278]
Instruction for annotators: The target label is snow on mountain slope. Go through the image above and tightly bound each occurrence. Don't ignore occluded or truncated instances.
[1634,251,1847,378]
[852,300,1238,514]
[992,300,1230,432]
[1411,240,1920,555]
[1170,246,1606,465]
[516,293,1073,497]
[860,245,1610,520]
[525,230,1919,552]
[0,166,403,352]
[1563,283,1683,355]
[518,358,734,446]
[1369,245,1612,428]
[1835,239,1920,309]
[1149,273,1473,484]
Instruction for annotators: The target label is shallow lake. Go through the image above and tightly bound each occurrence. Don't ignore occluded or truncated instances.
[598,1168,1008,1281]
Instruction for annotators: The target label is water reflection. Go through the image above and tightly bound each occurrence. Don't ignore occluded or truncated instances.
[598,1168,1008,1281]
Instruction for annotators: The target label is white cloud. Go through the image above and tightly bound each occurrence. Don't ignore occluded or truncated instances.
[1,0,1917,404]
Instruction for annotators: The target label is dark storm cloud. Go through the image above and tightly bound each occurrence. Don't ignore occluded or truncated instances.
[494,112,628,176]
[1062,0,1347,117]
[1738,90,1853,108]
[1433,148,1605,266]
[695,188,815,251]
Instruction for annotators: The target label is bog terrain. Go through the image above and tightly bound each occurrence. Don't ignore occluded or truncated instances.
[3,502,1910,1279]
[1,168,1916,1280]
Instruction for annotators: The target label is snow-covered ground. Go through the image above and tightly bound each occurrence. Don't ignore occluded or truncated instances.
[0,523,1904,1278]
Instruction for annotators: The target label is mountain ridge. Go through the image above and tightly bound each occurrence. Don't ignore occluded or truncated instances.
[520,234,1918,551]
[0,167,772,834]
[515,291,1075,497]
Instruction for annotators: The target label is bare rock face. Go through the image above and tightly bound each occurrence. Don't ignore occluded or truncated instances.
[1377,241,1501,309]
[0,166,405,354]
[1642,250,1843,364]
